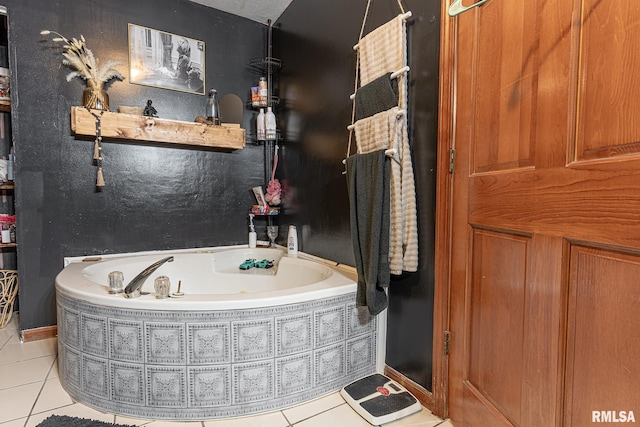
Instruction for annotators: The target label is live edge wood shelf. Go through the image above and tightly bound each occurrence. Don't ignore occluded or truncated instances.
[70,106,246,150]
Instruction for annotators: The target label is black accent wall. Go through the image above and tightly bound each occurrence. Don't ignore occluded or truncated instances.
[5,0,267,330]
[275,1,440,390]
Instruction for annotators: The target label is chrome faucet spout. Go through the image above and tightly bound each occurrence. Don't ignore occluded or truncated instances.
[124,256,174,298]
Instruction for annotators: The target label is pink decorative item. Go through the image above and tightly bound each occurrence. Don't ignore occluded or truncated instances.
[265,144,282,205]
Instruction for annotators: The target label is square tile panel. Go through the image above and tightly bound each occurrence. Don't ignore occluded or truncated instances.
[276,313,312,356]
[82,314,108,357]
[188,366,231,407]
[314,343,345,386]
[110,361,145,405]
[145,323,186,365]
[187,323,230,364]
[82,354,109,398]
[60,345,82,390]
[146,365,187,408]
[314,306,345,348]
[110,319,144,362]
[232,319,274,362]
[276,352,313,397]
[232,360,274,404]
[346,303,375,338]
[346,334,374,373]
[62,308,80,349]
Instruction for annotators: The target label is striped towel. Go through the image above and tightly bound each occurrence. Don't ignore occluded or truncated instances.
[358,15,406,86]
[355,15,418,274]
[354,108,418,274]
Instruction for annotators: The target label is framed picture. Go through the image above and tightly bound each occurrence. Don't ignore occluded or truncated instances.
[128,23,205,95]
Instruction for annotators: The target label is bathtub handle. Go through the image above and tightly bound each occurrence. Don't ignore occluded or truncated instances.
[124,256,174,298]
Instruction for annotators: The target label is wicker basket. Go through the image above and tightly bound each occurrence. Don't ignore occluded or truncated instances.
[0,270,18,328]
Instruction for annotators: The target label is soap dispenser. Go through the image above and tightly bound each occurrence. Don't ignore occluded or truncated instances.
[248,214,257,248]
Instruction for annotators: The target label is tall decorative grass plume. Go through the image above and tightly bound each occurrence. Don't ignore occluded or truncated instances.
[40,30,124,89]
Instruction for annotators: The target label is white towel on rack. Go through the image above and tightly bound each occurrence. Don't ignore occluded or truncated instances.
[358,15,406,86]
[354,107,418,274]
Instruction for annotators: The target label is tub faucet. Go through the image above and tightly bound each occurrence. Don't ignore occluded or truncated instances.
[124,256,174,298]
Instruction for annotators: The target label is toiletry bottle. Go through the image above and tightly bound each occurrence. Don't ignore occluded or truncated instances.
[7,147,13,181]
[205,88,220,125]
[266,106,277,140]
[248,214,257,248]
[287,225,298,257]
[259,77,268,107]
[256,108,266,141]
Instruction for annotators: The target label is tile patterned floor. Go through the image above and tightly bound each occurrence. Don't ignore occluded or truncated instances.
[0,316,454,427]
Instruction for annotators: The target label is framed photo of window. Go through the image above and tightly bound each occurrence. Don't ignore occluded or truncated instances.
[128,23,205,95]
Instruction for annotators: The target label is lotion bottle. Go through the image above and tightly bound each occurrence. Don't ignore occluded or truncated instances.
[265,106,277,140]
[248,214,257,248]
[256,108,266,141]
[287,225,298,257]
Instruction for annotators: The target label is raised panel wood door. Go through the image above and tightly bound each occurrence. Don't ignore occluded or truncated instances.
[446,0,640,426]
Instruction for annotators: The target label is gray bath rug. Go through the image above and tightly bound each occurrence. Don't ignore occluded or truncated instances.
[36,415,136,427]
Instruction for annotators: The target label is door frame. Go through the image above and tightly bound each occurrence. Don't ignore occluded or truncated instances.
[431,0,458,418]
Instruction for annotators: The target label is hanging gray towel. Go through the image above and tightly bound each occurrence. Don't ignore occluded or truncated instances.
[354,72,399,121]
[346,150,390,315]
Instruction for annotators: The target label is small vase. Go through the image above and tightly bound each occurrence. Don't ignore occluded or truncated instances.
[82,87,109,111]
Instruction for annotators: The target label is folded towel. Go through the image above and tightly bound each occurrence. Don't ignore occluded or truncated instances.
[346,150,390,315]
[354,107,418,274]
[355,73,399,121]
[358,15,406,86]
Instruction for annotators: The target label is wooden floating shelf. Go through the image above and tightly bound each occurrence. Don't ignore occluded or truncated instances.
[70,106,245,150]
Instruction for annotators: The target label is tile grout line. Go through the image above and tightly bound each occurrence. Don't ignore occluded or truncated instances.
[22,354,58,426]
[280,409,293,426]
[288,402,349,426]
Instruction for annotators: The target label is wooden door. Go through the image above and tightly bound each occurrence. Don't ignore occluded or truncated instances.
[444,0,640,425]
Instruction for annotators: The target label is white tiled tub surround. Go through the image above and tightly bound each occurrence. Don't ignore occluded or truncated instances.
[55,247,385,420]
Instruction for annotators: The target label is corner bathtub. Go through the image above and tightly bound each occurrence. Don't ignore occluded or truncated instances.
[55,247,383,420]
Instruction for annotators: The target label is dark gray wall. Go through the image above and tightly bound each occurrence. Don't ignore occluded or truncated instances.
[275,1,440,390]
[5,0,267,330]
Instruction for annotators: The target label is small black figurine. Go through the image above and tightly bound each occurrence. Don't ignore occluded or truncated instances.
[143,99,158,117]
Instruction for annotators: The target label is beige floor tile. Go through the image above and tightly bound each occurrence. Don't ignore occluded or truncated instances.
[114,414,155,426]
[31,377,74,414]
[0,355,55,389]
[0,418,27,427]
[0,327,17,347]
[202,411,289,427]
[382,407,443,426]
[47,358,59,380]
[436,421,454,427]
[293,404,372,427]
[0,382,42,423]
[144,421,205,427]
[0,337,57,364]
[0,327,20,348]
[25,403,115,427]
[282,392,345,424]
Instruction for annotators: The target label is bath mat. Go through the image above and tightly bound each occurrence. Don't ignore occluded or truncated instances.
[36,415,136,427]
